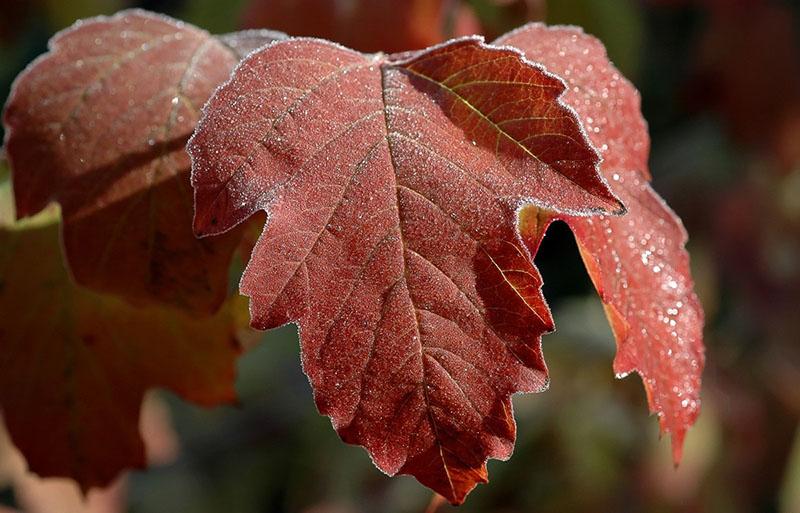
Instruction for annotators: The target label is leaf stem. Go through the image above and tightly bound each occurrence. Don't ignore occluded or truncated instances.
[424,493,446,513]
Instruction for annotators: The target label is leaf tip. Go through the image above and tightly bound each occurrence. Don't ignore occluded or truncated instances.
[192,212,215,238]
[670,427,687,467]
[610,196,627,216]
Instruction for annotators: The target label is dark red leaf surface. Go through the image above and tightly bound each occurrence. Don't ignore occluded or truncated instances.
[190,36,623,502]
[499,24,705,462]
[0,207,246,491]
[1,10,274,314]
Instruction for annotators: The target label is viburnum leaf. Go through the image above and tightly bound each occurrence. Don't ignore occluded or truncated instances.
[190,36,624,502]
[499,24,705,462]
[2,10,282,314]
[0,205,247,491]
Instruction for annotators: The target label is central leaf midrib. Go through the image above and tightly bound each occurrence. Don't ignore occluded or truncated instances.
[379,64,457,497]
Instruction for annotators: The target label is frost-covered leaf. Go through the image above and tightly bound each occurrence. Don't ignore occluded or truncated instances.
[190,36,622,502]
[500,24,705,461]
[216,29,288,60]
[0,207,245,491]
[2,9,248,314]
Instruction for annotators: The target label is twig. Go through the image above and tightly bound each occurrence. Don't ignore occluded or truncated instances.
[424,493,446,513]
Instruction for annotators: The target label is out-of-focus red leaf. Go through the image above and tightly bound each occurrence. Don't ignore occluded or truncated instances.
[476,0,547,40]
[686,0,800,153]
[715,173,800,322]
[240,0,479,53]
[0,393,181,513]
[190,36,622,502]
[0,207,245,492]
[498,24,705,461]
[2,10,284,314]
[452,3,484,40]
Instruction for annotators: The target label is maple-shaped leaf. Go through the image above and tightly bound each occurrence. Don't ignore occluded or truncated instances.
[498,24,705,461]
[190,36,623,502]
[2,10,281,314]
[0,205,247,491]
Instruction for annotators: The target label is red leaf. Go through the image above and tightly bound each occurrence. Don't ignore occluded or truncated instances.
[240,0,479,53]
[0,207,246,491]
[190,36,623,502]
[499,24,705,462]
[2,10,281,314]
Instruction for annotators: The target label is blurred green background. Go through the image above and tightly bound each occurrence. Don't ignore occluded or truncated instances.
[1,0,799,512]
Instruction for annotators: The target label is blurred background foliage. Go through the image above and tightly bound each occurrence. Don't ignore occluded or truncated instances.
[1,0,799,512]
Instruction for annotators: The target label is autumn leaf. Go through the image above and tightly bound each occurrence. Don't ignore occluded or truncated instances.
[189,36,623,503]
[240,0,480,53]
[2,10,282,314]
[0,393,181,513]
[499,24,705,462]
[0,203,247,491]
